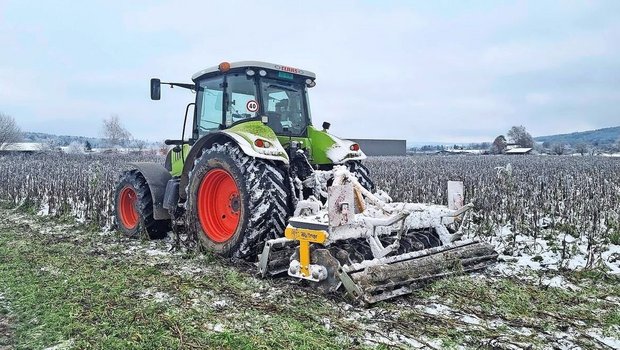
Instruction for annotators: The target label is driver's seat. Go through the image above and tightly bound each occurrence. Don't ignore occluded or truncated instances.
[265,112,283,134]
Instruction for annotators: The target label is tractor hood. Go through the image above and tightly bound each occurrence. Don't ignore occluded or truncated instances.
[224,121,289,164]
[307,126,366,164]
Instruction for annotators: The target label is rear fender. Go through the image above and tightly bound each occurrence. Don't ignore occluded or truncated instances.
[179,126,288,200]
[127,162,171,220]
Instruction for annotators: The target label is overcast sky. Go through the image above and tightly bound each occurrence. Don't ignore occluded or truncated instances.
[1,0,619,143]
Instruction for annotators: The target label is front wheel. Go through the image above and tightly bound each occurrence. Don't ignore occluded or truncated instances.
[114,170,170,239]
[186,143,290,259]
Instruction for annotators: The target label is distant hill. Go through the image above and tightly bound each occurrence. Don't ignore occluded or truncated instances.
[534,126,620,146]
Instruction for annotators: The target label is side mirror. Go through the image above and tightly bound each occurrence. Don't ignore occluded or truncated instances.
[150,78,161,100]
[322,121,331,131]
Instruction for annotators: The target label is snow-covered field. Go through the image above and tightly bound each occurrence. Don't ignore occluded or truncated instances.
[367,156,620,276]
[0,153,618,276]
[0,153,618,275]
[0,153,619,348]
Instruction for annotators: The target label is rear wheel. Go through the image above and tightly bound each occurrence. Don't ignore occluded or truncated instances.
[347,160,375,193]
[187,143,290,259]
[114,170,169,239]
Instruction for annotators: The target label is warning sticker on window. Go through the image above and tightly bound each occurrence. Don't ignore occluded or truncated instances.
[246,100,259,112]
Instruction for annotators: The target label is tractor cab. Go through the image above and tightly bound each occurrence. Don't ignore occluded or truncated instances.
[190,61,316,140]
[151,61,366,171]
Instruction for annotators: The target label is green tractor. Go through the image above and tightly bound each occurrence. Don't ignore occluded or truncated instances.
[115,61,497,303]
[114,61,374,259]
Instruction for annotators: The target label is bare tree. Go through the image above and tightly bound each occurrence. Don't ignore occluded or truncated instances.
[575,143,589,156]
[102,114,132,148]
[507,125,534,148]
[133,139,147,153]
[159,140,169,155]
[0,112,22,147]
[66,141,85,154]
[551,143,566,155]
[490,135,507,154]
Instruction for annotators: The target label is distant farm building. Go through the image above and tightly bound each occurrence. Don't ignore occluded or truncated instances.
[505,147,533,155]
[0,142,44,154]
[351,139,406,156]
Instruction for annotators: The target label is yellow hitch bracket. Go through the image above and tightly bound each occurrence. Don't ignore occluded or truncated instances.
[285,226,328,278]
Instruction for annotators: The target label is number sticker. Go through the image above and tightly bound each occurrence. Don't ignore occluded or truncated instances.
[246,100,259,112]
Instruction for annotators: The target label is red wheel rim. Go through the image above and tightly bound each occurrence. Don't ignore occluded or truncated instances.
[197,168,241,243]
[119,186,139,229]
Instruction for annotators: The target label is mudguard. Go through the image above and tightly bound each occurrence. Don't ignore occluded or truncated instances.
[127,162,171,220]
[179,121,289,200]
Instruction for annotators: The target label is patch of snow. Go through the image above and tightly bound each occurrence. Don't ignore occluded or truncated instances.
[43,339,75,350]
[485,223,619,277]
[177,265,208,277]
[418,303,453,316]
[144,249,169,256]
[586,329,620,348]
[541,275,580,290]
[140,289,171,303]
[321,317,331,331]
[205,323,225,332]
[460,314,481,325]
[37,197,50,216]
[602,244,620,274]
[39,266,61,276]
[152,292,170,303]
[122,246,140,254]
[211,299,228,308]
[566,254,588,270]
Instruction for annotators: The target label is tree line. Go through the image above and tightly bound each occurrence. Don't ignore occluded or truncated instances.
[0,112,156,153]
[410,125,620,155]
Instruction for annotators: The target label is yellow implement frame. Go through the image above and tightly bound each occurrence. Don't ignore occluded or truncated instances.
[284,226,328,278]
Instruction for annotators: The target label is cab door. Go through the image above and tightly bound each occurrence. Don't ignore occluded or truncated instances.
[194,76,225,139]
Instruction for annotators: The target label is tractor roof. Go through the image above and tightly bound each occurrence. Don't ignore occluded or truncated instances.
[192,61,316,81]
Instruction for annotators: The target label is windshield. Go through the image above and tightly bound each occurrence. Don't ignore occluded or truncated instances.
[260,78,309,136]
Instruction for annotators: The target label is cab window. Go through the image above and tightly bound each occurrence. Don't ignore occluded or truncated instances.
[225,73,258,127]
[196,77,224,137]
[261,79,307,136]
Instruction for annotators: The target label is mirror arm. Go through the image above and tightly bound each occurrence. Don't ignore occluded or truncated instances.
[163,82,196,90]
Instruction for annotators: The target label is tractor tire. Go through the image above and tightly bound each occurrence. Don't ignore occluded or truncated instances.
[186,142,289,260]
[114,170,170,239]
[347,160,376,193]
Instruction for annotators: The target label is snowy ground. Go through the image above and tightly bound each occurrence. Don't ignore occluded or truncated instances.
[0,208,619,349]
[471,224,620,277]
